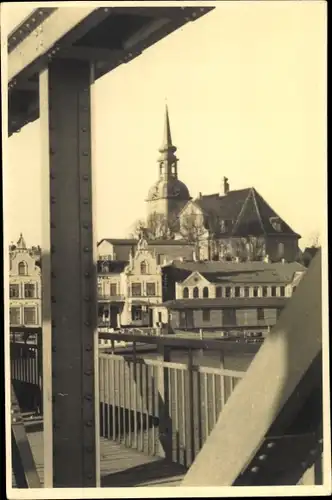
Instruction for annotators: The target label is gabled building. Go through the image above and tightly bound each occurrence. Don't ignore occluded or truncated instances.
[162,260,305,336]
[9,234,42,327]
[97,236,168,329]
[178,178,301,262]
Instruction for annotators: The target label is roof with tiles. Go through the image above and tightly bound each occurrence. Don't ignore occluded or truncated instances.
[165,260,305,284]
[163,297,288,309]
[192,187,300,238]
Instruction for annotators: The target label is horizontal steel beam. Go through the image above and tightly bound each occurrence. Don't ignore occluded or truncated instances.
[8,7,112,84]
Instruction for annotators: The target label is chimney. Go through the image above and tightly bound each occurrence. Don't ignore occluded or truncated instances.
[281,258,285,264]
[263,254,270,263]
[220,176,230,196]
[198,192,202,199]
[193,249,198,262]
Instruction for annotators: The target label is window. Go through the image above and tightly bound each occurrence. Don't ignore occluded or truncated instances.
[24,307,36,325]
[278,242,285,258]
[183,287,189,299]
[223,308,236,326]
[147,282,156,296]
[10,284,19,298]
[101,262,109,273]
[98,284,103,296]
[110,284,117,296]
[234,286,241,298]
[203,287,209,298]
[225,286,232,298]
[244,287,250,298]
[24,283,35,298]
[193,287,199,298]
[18,261,28,276]
[140,261,148,274]
[292,286,297,294]
[279,286,285,297]
[10,307,21,325]
[257,308,264,321]
[216,286,222,298]
[202,309,210,322]
[271,286,277,297]
[132,306,142,321]
[253,287,259,298]
[131,283,142,296]
[262,286,268,297]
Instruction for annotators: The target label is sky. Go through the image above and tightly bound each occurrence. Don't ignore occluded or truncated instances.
[3,1,327,250]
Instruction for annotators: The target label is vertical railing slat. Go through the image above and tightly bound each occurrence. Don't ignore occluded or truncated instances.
[117,359,121,443]
[174,368,179,463]
[139,361,144,452]
[204,372,209,440]
[112,358,116,440]
[122,359,126,446]
[181,369,186,466]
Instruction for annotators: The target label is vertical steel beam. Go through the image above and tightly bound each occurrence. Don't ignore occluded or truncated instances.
[40,59,99,487]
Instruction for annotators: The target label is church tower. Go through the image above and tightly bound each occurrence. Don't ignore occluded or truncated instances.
[146,105,191,232]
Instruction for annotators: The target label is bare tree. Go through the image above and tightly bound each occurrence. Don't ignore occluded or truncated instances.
[309,232,320,248]
[233,236,266,262]
[128,218,146,239]
[146,212,177,240]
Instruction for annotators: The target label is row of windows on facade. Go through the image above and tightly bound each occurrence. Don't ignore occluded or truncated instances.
[10,283,37,298]
[100,261,150,274]
[98,282,157,297]
[181,284,292,299]
[178,307,281,324]
[10,307,37,325]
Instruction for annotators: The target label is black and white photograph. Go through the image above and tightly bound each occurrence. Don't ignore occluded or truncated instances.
[2,1,330,497]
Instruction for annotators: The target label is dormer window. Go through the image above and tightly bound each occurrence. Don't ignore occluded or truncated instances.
[270,217,282,232]
[101,262,109,273]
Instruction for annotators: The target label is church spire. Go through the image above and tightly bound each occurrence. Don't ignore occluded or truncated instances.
[158,104,178,180]
[159,104,177,155]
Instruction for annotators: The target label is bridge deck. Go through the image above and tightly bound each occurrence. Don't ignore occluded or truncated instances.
[13,423,186,488]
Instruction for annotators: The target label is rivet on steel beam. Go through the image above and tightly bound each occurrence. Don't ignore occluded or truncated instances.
[85,420,93,427]
[81,127,87,132]
[84,321,91,327]
[82,151,89,156]
[84,271,90,277]
[310,449,317,456]
[84,247,90,252]
[266,442,275,449]
[32,18,36,22]
[301,461,307,469]
[85,344,92,351]
[104,7,109,12]
[251,466,259,473]
[84,394,93,401]
[83,199,89,205]
[26,23,30,28]
[12,417,17,423]
[192,12,197,18]
[84,370,93,377]
[84,296,91,302]
[82,175,89,181]
[258,454,267,461]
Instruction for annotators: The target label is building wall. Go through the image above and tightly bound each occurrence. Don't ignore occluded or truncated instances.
[9,249,41,327]
[170,306,281,331]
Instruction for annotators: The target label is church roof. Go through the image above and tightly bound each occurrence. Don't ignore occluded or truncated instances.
[99,238,194,247]
[191,187,300,238]
[16,233,27,249]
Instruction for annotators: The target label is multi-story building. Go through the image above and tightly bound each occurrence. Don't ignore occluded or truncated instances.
[161,260,305,336]
[9,234,42,328]
[98,236,168,328]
